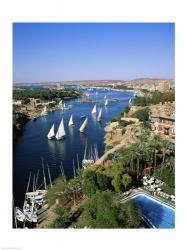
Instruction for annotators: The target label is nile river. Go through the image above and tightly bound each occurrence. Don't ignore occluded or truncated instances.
[13,87,133,207]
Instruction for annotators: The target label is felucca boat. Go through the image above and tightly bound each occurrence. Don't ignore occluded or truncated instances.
[97,108,102,122]
[104,99,108,106]
[56,118,66,140]
[47,124,55,139]
[41,106,48,116]
[79,117,88,133]
[91,104,97,114]
[68,114,74,127]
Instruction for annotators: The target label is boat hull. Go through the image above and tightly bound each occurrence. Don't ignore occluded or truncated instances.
[47,136,55,140]
[56,136,65,140]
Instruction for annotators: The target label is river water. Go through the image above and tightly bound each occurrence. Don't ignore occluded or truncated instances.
[13,87,133,207]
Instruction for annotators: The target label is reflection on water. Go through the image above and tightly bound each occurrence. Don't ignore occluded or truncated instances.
[13,88,134,207]
[68,127,75,137]
[47,139,56,153]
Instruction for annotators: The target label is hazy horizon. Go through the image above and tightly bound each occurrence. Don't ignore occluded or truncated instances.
[13,77,174,85]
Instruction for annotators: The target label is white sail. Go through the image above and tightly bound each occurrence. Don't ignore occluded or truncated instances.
[47,124,55,139]
[56,118,66,140]
[43,106,48,115]
[104,95,107,100]
[41,106,47,116]
[129,98,132,105]
[79,117,88,133]
[97,108,102,121]
[104,99,108,106]
[68,115,74,127]
[59,100,63,105]
[91,104,97,114]
[63,103,66,108]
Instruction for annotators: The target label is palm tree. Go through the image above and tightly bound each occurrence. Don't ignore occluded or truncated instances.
[150,135,161,173]
[160,139,173,164]
[68,177,81,207]
[122,174,132,191]
[164,156,175,173]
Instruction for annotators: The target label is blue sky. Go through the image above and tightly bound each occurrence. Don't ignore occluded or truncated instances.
[13,23,174,83]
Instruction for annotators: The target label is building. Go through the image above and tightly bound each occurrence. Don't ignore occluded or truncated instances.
[56,83,65,90]
[150,102,175,142]
[28,98,41,107]
[150,116,175,139]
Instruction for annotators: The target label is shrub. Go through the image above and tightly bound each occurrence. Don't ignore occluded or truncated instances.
[82,191,141,228]
[82,170,98,197]
[132,108,150,123]
[124,105,131,114]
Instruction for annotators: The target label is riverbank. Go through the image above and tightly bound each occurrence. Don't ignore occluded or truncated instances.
[14,87,175,229]
[13,88,82,140]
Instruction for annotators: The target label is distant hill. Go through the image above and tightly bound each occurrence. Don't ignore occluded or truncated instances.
[121,78,175,92]
[13,78,175,92]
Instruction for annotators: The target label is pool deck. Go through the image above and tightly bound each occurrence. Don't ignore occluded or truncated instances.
[122,188,175,210]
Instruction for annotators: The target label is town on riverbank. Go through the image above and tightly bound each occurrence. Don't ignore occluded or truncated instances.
[13,80,175,229]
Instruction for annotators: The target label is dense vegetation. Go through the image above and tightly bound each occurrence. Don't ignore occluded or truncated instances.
[13,89,82,102]
[13,111,29,140]
[46,131,174,228]
[48,174,141,229]
[44,89,175,228]
[82,191,141,228]
[132,107,151,128]
[134,90,175,106]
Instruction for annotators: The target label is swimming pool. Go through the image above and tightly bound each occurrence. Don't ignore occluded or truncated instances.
[124,193,175,229]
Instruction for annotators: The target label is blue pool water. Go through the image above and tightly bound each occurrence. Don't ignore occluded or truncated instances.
[13,88,133,207]
[131,194,175,229]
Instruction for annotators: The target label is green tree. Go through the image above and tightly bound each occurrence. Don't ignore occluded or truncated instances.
[122,173,132,190]
[51,208,70,228]
[82,170,98,197]
[83,191,141,228]
[111,173,123,192]
[118,200,141,228]
[132,107,150,124]
[96,172,111,191]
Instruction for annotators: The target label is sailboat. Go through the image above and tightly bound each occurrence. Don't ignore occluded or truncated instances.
[129,98,132,106]
[82,143,99,168]
[104,99,108,106]
[47,124,55,139]
[15,207,26,222]
[59,100,63,106]
[91,104,97,114]
[63,102,70,110]
[104,95,107,100]
[79,117,88,133]
[41,106,48,116]
[97,108,102,122]
[56,118,66,140]
[68,115,74,127]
